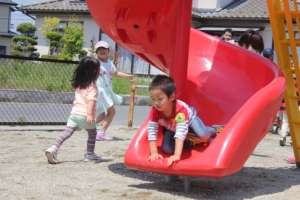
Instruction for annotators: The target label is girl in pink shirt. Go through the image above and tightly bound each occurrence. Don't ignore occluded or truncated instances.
[45,57,101,164]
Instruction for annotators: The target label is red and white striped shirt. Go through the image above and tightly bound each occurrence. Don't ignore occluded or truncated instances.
[147,100,196,141]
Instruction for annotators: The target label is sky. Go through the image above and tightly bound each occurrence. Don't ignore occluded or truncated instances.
[11,0,45,31]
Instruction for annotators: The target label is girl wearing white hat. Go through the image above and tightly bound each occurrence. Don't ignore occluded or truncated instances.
[94,41,134,140]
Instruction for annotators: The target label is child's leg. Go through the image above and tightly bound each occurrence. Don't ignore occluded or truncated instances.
[45,126,76,164]
[84,128,102,161]
[162,129,175,154]
[95,112,105,131]
[95,111,113,141]
[86,129,97,154]
[279,112,289,138]
[96,112,105,125]
[101,106,116,132]
[190,116,215,138]
[52,126,76,151]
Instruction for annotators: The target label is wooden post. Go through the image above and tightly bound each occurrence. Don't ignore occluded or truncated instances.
[128,80,136,127]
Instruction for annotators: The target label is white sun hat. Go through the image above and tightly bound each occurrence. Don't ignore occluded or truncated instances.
[95,41,110,50]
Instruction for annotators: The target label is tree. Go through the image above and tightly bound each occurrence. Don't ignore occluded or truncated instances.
[40,17,63,55]
[39,16,85,60]
[62,21,84,59]
[12,22,39,57]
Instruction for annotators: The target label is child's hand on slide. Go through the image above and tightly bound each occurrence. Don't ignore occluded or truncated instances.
[167,155,180,166]
[148,153,163,161]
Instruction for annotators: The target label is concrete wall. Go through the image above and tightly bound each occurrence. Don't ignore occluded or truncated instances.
[35,14,100,56]
[192,0,234,10]
[0,5,10,33]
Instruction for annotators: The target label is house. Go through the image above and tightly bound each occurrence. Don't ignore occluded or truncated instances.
[0,0,17,55]
[21,0,161,74]
[192,0,272,49]
[21,0,97,56]
[22,0,273,74]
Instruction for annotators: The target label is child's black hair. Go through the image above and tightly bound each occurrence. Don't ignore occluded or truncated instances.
[224,28,232,34]
[250,33,264,53]
[72,56,100,89]
[238,30,253,48]
[238,29,264,53]
[149,75,176,97]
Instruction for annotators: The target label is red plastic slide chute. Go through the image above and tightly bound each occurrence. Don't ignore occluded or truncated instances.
[87,0,285,177]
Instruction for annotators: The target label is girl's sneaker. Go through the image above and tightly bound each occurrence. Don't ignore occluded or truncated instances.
[45,146,58,164]
[96,130,112,141]
[287,156,296,164]
[84,153,102,162]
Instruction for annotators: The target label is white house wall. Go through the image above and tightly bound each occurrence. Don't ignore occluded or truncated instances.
[192,0,234,10]
[0,5,10,33]
[35,14,100,56]
[260,24,273,49]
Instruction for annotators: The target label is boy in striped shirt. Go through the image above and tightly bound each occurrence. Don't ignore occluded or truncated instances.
[148,75,220,166]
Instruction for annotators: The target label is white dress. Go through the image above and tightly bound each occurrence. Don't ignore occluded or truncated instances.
[96,60,122,115]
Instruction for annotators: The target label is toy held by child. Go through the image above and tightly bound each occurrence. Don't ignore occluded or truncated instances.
[45,56,101,164]
[94,41,134,141]
[147,75,223,166]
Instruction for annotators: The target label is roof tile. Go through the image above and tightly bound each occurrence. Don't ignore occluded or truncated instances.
[21,0,88,13]
[192,0,269,20]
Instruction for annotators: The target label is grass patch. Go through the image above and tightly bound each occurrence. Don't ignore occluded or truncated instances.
[0,59,151,95]
[112,77,150,96]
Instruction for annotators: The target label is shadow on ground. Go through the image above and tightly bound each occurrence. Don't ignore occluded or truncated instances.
[109,162,300,200]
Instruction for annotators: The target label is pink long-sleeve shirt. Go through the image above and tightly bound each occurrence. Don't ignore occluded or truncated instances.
[70,83,97,116]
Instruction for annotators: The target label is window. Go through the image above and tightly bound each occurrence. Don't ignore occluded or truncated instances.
[0,46,6,55]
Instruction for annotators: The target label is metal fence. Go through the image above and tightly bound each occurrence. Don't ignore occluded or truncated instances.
[0,55,79,125]
[0,55,155,125]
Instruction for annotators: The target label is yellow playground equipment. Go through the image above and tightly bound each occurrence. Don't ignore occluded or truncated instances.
[268,0,300,167]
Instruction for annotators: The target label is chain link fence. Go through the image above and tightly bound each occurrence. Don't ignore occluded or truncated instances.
[0,55,78,125]
[0,55,154,125]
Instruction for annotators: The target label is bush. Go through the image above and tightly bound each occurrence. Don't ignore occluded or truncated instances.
[12,22,38,57]
[16,23,36,36]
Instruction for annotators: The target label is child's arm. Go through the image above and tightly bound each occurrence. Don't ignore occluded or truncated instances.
[149,141,163,161]
[167,138,184,166]
[111,61,134,80]
[148,121,163,161]
[167,113,189,166]
[115,71,134,80]
[86,84,97,125]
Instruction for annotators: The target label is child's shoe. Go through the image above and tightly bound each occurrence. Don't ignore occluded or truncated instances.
[186,133,209,146]
[45,146,58,164]
[287,156,296,164]
[96,130,112,141]
[212,125,224,134]
[84,153,102,162]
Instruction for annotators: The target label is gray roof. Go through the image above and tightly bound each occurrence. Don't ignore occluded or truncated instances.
[21,0,88,14]
[192,0,269,21]
[0,0,17,5]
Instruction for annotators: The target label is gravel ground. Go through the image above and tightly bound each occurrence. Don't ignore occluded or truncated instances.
[0,126,299,200]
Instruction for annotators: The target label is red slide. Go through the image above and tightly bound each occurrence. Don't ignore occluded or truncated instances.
[87,0,285,177]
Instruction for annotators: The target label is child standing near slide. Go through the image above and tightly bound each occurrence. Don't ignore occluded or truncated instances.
[147,75,222,166]
[45,57,101,164]
[94,41,134,140]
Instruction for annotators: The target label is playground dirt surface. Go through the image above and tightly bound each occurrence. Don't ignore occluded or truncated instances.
[0,126,300,200]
